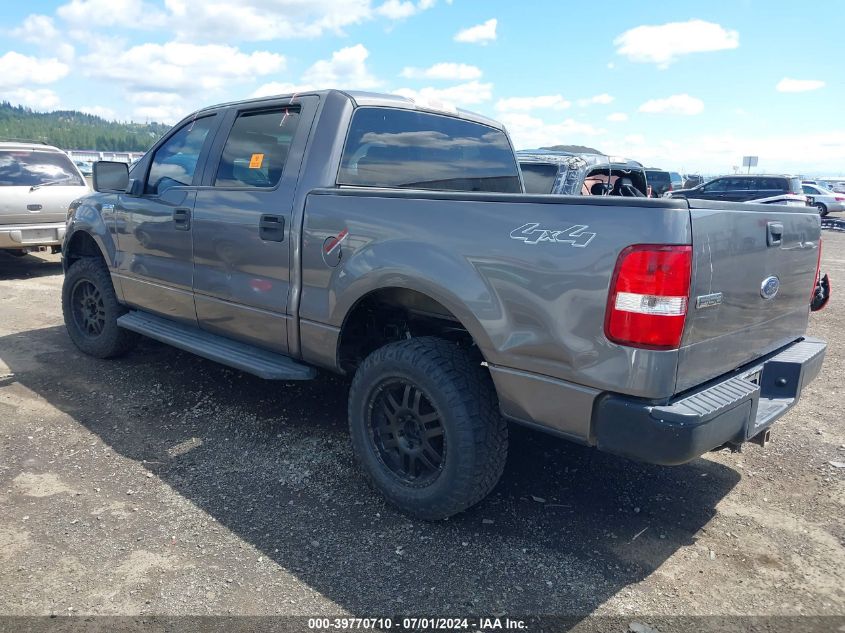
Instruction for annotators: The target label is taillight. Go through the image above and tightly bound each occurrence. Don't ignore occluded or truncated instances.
[605,245,693,350]
[835,196,845,202]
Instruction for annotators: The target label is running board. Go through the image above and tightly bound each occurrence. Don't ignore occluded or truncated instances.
[117,311,316,380]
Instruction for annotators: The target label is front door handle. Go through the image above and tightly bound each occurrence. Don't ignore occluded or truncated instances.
[173,207,191,231]
[259,214,285,242]
[767,221,783,247]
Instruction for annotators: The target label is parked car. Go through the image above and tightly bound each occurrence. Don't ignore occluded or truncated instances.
[667,174,803,203]
[63,89,826,519]
[0,141,89,256]
[517,150,647,196]
[669,171,684,190]
[802,182,845,216]
[73,160,93,176]
[683,174,705,188]
[644,168,673,198]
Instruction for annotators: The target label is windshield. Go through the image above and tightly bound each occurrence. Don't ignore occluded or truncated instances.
[0,150,85,187]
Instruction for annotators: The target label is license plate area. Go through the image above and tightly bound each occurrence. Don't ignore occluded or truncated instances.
[21,228,56,242]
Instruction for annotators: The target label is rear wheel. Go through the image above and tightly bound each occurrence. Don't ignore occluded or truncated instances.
[348,337,508,520]
[816,203,828,217]
[62,257,138,358]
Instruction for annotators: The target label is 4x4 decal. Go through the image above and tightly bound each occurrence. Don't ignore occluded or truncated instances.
[510,223,596,247]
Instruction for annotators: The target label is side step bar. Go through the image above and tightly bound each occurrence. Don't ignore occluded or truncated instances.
[117,311,316,381]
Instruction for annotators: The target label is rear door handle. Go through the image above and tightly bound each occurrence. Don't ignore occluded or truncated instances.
[173,207,191,231]
[259,214,285,242]
[767,221,783,247]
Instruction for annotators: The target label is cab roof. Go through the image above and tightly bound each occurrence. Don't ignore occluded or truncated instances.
[197,89,505,131]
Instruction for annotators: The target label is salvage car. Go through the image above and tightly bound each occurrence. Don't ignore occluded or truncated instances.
[802,182,845,216]
[62,90,826,519]
[517,150,648,196]
[1,141,88,255]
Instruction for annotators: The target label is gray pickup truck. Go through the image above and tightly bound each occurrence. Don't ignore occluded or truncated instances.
[62,90,826,519]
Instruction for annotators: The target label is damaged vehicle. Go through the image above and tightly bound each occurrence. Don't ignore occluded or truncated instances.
[517,150,648,197]
[63,90,826,520]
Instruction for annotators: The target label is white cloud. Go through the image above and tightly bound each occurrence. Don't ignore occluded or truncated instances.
[393,81,493,107]
[454,18,497,44]
[607,112,628,122]
[776,78,825,93]
[301,44,380,89]
[614,20,739,67]
[82,42,285,94]
[577,93,614,106]
[79,105,117,119]
[499,112,606,149]
[250,82,316,98]
[495,95,570,112]
[0,52,69,89]
[400,63,482,81]
[133,104,188,124]
[12,14,75,60]
[602,130,845,175]
[0,88,61,110]
[376,0,439,19]
[639,94,704,115]
[165,0,371,41]
[58,0,166,28]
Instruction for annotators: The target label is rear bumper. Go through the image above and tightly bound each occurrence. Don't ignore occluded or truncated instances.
[0,222,66,249]
[593,337,826,465]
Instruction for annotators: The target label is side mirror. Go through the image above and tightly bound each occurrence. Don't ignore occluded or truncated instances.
[93,161,129,193]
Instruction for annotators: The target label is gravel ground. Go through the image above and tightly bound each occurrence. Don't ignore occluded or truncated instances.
[0,234,843,624]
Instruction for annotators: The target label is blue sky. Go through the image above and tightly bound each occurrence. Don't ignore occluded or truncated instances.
[1,0,843,174]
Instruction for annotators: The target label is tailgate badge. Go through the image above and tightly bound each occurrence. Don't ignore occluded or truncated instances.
[695,292,723,309]
[760,276,780,300]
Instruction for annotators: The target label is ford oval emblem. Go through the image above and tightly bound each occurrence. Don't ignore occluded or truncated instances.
[760,276,780,300]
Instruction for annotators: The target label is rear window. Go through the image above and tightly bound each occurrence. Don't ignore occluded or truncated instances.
[215,108,300,188]
[338,107,521,193]
[520,163,558,194]
[646,170,671,184]
[0,149,84,187]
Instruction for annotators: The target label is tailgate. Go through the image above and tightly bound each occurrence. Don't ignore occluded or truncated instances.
[0,186,85,224]
[676,199,820,393]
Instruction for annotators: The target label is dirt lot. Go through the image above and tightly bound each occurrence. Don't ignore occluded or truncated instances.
[0,233,843,625]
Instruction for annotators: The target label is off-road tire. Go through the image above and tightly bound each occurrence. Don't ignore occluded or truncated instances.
[348,337,508,520]
[62,256,138,358]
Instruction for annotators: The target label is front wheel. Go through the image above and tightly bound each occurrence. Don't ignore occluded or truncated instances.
[348,337,508,520]
[62,257,138,358]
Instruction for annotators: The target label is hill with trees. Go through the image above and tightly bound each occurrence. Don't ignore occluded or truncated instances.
[540,144,603,154]
[0,102,171,151]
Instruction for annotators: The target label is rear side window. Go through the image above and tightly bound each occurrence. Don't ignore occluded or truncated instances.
[338,107,521,193]
[520,163,558,194]
[215,108,300,188]
[146,115,216,195]
[0,150,84,187]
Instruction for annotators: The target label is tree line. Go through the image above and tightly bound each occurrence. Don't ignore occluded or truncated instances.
[0,102,172,152]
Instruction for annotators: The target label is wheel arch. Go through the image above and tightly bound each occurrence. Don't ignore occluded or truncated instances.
[335,284,495,374]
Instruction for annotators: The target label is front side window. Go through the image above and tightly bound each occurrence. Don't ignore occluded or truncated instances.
[338,107,521,193]
[215,108,300,188]
[146,116,216,195]
[0,150,84,187]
